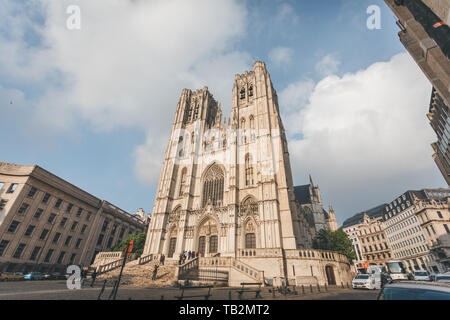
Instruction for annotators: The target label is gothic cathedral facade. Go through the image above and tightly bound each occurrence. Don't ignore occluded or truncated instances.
[144,62,348,285]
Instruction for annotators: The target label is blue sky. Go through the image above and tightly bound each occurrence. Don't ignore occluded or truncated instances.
[1,0,445,225]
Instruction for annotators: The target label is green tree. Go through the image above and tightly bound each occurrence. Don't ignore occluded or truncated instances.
[113,232,147,258]
[313,229,356,261]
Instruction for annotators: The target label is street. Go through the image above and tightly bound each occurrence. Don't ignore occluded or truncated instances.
[0,280,380,300]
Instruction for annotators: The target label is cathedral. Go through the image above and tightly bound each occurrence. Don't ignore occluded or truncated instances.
[143,62,350,286]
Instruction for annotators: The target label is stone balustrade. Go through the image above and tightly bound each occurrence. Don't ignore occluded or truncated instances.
[237,248,282,258]
[284,249,349,264]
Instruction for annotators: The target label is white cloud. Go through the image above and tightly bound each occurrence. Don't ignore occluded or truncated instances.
[315,54,341,77]
[268,46,294,66]
[284,53,445,221]
[0,0,250,185]
[275,3,299,24]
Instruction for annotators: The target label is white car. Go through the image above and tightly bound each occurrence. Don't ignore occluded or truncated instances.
[413,270,431,281]
[352,274,379,290]
[435,274,450,284]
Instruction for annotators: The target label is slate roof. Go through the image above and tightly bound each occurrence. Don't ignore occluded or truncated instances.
[341,203,387,228]
[293,184,311,205]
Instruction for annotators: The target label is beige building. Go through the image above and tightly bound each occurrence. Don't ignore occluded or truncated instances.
[384,0,450,184]
[143,62,353,286]
[0,162,146,273]
[383,188,450,273]
[343,204,392,271]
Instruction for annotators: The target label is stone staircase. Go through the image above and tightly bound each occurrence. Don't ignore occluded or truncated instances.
[96,258,178,288]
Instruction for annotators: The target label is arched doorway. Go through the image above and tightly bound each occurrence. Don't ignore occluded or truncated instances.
[168,237,177,258]
[197,218,219,257]
[325,265,336,285]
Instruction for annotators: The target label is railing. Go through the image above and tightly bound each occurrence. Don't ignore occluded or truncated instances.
[96,258,123,275]
[284,249,349,264]
[138,253,158,265]
[237,248,282,258]
[199,256,264,282]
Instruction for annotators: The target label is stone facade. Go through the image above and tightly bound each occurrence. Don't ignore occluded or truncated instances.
[384,0,450,184]
[343,204,392,272]
[0,162,146,273]
[382,188,450,273]
[143,62,352,286]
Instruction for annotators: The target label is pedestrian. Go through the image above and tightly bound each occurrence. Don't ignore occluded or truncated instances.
[152,264,159,280]
[188,251,192,260]
[161,254,165,266]
[90,269,97,287]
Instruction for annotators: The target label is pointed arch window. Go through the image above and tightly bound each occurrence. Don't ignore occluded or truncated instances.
[248,85,253,97]
[194,104,199,120]
[245,233,256,249]
[240,88,245,99]
[249,115,255,142]
[202,165,225,207]
[245,153,254,186]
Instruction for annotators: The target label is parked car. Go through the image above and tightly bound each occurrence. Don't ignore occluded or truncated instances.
[0,272,24,281]
[24,272,45,280]
[44,272,67,280]
[352,274,379,290]
[378,282,450,300]
[413,270,431,281]
[435,274,450,284]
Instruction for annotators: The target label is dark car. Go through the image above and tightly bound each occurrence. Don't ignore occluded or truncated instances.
[378,281,450,300]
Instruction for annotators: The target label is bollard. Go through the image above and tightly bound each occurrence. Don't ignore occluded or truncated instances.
[272,289,275,298]
[341,282,344,289]
[294,285,298,295]
[317,284,320,292]
[160,295,164,300]
[302,285,305,294]
[310,284,313,293]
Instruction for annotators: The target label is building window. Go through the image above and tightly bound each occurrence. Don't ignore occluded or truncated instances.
[66,203,73,213]
[0,240,10,256]
[64,236,72,246]
[60,217,68,228]
[107,236,113,248]
[24,225,36,237]
[444,224,450,234]
[48,213,57,224]
[76,208,83,217]
[75,238,82,249]
[240,88,245,99]
[42,193,51,204]
[7,220,20,233]
[29,246,41,261]
[54,198,63,209]
[13,243,26,259]
[17,203,30,215]
[202,164,224,207]
[69,253,76,265]
[209,235,218,253]
[70,221,78,231]
[437,211,443,219]
[57,251,66,264]
[27,187,38,198]
[248,85,253,97]
[80,224,87,234]
[97,234,104,246]
[86,212,92,221]
[53,233,61,243]
[6,183,18,194]
[39,229,49,240]
[245,233,256,249]
[33,208,44,220]
[101,220,109,233]
[44,249,54,263]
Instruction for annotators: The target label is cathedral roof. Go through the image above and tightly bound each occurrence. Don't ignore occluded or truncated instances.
[341,203,387,228]
[293,184,311,205]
